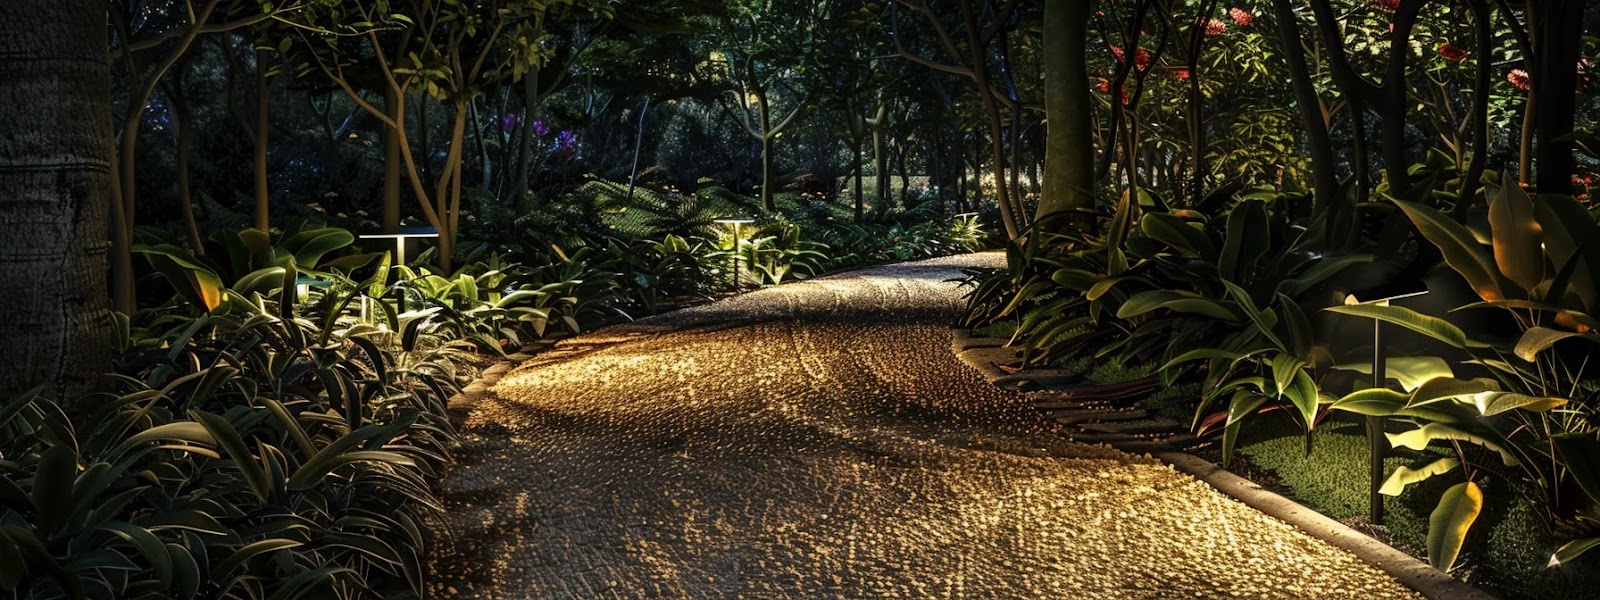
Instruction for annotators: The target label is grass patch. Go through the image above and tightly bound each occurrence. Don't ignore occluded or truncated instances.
[1232,414,1600,599]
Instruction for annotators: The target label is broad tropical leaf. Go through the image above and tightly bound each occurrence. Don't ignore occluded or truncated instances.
[1427,482,1483,572]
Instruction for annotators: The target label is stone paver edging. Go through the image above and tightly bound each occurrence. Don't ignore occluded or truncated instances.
[953,329,1497,600]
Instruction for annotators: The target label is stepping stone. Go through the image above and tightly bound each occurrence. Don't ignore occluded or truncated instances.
[1049,408,1148,424]
[1079,418,1183,435]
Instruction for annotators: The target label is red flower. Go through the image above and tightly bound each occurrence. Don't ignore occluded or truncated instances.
[1205,19,1227,36]
[1173,67,1191,80]
[1372,0,1400,12]
[1095,77,1110,93]
[1508,68,1532,91]
[1438,43,1469,62]
[1110,45,1152,71]
[1229,7,1254,26]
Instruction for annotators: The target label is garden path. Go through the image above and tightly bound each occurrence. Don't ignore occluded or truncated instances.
[426,253,1419,599]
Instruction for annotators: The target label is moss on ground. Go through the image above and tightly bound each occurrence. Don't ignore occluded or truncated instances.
[1233,414,1600,599]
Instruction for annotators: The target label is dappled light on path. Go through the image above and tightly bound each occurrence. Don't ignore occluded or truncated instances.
[427,253,1418,599]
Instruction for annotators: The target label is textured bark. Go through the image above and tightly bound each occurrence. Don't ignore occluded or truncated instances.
[0,0,113,398]
[1040,0,1094,234]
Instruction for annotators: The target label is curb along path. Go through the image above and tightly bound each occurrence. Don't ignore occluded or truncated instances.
[426,253,1423,599]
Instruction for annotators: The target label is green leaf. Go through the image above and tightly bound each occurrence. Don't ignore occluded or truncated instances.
[1487,183,1544,291]
[1533,194,1600,311]
[189,411,272,502]
[1393,199,1512,302]
[1472,392,1566,417]
[1428,481,1483,572]
[1380,458,1459,496]
[1514,327,1590,362]
[212,539,301,580]
[1331,388,1408,416]
[1407,377,1499,408]
[1116,290,1238,321]
[1389,423,1519,466]
[1551,537,1600,568]
[282,228,355,269]
[1140,212,1215,259]
[1333,356,1455,392]
[1325,304,1483,349]
[1220,200,1269,282]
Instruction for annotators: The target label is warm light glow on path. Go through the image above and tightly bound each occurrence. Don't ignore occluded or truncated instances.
[427,253,1419,598]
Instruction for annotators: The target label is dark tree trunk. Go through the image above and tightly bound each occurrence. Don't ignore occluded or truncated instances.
[1533,0,1584,194]
[383,86,402,231]
[1270,0,1337,208]
[0,0,113,398]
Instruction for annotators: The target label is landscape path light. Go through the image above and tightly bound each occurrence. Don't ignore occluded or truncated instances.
[1340,280,1429,525]
[359,227,439,312]
[714,218,755,291]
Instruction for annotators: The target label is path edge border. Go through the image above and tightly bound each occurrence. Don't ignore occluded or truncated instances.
[950,328,1498,600]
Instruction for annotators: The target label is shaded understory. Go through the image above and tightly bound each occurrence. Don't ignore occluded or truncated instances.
[426,254,1419,598]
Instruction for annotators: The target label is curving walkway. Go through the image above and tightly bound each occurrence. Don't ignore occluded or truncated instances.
[426,253,1419,599]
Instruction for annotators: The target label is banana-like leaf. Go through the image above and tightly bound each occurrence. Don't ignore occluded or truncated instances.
[1472,392,1566,417]
[1394,199,1512,302]
[281,228,355,269]
[1533,193,1600,311]
[1331,388,1408,416]
[1487,183,1545,291]
[1514,327,1591,362]
[1333,356,1455,392]
[1552,433,1600,504]
[1407,377,1499,408]
[1551,537,1600,568]
[1381,457,1459,496]
[1389,423,1519,466]
[1428,481,1483,572]
[1140,212,1216,259]
[1325,303,1484,349]
[1278,254,1374,297]
[1222,280,1288,351]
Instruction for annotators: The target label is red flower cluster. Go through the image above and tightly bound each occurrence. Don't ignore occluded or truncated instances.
[1507,68,1532,91]
[1110,45,1152,70]
[1437,43,1469,62]
[1229,7,1254,26]
[1095,78,1111,93]
[1371,0,1400,11]
[1173,67,1192,80]
[1205,19,1227,36]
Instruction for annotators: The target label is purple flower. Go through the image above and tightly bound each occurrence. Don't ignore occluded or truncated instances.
[557,130,577,147]
[532,120,550,137]
[501,112,517,132]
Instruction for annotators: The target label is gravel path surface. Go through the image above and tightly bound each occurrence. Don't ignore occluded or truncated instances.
[426,253,1420,599]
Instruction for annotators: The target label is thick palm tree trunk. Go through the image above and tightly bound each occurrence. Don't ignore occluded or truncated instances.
[1039,0,1095,236]
[0,0,114,398]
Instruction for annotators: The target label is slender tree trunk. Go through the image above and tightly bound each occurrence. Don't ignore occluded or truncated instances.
[852,132,865,222]
[626,96,653,202]
[757,90,777,212]
[1271,0,1337,208]
[253,49,273,231]
[514,62,541,213]
[1533,0,1583,194]
[384,86,403,231]
[872,119,888,210]
[1456,0,1494,215]
[168,83,204,253]
[961,0,1019,240]
[0,0,113,398]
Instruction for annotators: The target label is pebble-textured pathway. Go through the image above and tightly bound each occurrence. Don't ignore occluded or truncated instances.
[426,253,1421,599]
